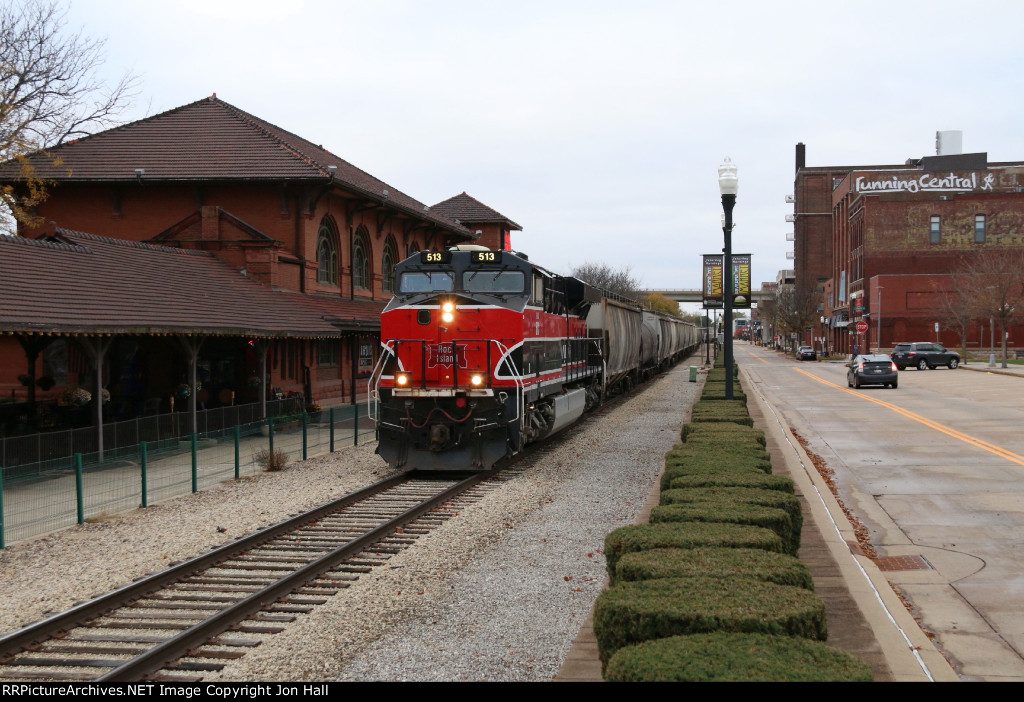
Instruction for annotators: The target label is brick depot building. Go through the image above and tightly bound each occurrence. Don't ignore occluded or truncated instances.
[0,95,521,423]
[792,142,1024,356]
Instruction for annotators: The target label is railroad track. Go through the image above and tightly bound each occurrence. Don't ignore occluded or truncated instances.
[0,364,685,683]
[0,471,488,682]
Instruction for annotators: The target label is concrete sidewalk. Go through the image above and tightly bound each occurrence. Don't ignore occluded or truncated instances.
[957,361,1024,378]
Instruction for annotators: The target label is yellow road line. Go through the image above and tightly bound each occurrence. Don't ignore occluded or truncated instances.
[748,352,773,365]
[792,366,1024,466]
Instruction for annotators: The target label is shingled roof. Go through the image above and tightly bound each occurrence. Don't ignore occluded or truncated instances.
[0,228,380,337]
[430,192,522,230]
[0,95,474,239]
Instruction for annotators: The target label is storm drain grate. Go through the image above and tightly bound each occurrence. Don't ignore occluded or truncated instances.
[873,555,931,572]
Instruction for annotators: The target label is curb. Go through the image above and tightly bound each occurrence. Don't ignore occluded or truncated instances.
[740,363,959,682]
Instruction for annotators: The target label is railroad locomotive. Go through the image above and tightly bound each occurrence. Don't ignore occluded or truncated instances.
[369,246,699,471]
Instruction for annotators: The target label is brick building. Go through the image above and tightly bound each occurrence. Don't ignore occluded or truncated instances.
[430,192,521,252]
[0,96,518,425]
[792,140,1024,356]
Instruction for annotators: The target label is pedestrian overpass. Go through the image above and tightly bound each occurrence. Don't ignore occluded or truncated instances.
[644,289,769,304]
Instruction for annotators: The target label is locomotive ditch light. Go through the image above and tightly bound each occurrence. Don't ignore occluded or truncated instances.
[395,372,412,387]
[469,372,486,387]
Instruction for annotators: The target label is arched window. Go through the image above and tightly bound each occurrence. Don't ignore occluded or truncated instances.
[382,236,398,293]
[316,217,339,285]
[406,240,420,257]
[353,227,370,289]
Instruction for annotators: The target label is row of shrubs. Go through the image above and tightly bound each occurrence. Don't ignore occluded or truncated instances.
[591,359,873,681]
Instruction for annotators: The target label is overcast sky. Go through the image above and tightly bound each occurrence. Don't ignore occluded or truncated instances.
[64,0,1024,309]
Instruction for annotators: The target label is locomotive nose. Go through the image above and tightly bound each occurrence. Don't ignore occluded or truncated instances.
[428,423,451,451]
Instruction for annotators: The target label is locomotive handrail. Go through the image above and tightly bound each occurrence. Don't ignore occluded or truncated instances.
[563,336,603,384]
[489,338,524,431]
[367,340,396,423]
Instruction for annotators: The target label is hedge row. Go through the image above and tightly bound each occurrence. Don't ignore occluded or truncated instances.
[593,356,872,682]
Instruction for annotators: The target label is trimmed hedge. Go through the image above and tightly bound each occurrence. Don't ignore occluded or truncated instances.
[590,357,872,681]
[680,422,765,446]
[705,363,738,380]
[604,633,873,682]
[593,577,828,667]
[690,402,753,427]
[613,547,813,590]
[666,442,770,465]
[666,471,794,494]
[660,487,803,544]
[661,463,772,492]
[660,465,770,494]
[650,503,797,556]
[604,522,785,577]
[667,441,769,461]
[698,386,748,404]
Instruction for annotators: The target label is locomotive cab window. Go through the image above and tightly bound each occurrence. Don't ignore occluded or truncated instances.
[531,273,545,306]
[399,271,454,293]
[462,270,525,294]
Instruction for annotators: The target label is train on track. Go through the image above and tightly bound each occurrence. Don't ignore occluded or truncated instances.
[369,246,700,471]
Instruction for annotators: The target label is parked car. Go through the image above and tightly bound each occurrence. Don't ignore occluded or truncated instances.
[891,342,960,370]
[796,345,817,361]
[848,354,899,389]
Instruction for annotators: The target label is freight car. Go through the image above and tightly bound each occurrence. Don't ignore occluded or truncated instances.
[369,246,699,471]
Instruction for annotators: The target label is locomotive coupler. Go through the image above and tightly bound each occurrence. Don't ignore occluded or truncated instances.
[428,423,451,451]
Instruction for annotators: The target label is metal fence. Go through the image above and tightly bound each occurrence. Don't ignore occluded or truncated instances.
[0,405,375,548]
[0,398,307,478]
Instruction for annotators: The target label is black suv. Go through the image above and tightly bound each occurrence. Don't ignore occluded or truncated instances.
[891,342,960,370]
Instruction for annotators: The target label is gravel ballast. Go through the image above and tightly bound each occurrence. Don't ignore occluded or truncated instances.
[0,362,701,682]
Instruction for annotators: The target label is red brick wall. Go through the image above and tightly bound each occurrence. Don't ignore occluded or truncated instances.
[21,180,468,407]
[793,169,843,294]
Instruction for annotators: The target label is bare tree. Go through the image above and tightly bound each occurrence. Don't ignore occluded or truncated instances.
[1,0,137,231]
[956,250,1024,368]
[772,286,821,351]
[754,294,778,347]
[935,274,974,363]
[570,262,642,301]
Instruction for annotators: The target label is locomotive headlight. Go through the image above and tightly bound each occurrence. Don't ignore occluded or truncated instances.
[441,301,455,323]
[395,372,411,387]
[469,372,485,387]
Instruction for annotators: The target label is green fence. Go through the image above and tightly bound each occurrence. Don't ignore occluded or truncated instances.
[0,406,374,548]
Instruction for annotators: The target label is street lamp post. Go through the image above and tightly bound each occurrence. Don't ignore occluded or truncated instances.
[876,285,884,353]
[718,158,738,400]
[704,316,711,364]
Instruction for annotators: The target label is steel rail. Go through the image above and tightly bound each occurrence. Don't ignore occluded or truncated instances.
[0,471,456,662]
[94,471,485,681]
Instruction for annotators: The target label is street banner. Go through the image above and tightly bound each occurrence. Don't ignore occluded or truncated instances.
[702,254,723,308]
[731,254,752,309]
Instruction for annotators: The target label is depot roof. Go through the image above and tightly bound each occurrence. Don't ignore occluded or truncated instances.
[0,94,475,240]
[0,228,382,338]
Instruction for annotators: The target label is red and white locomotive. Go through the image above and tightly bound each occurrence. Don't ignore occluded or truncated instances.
[369,246,698,471]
